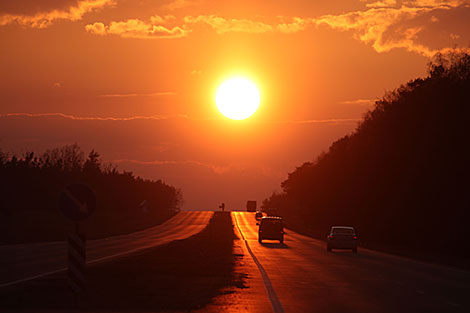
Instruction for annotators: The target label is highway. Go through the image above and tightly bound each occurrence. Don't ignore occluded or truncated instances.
[0,211,213,288]
[223,212,470,313]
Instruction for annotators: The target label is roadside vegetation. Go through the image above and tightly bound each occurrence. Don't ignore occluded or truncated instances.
[263,51,470,264]
[0,144,182,244]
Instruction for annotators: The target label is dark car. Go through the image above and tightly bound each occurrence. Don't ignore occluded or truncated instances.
[327,226,357,253]
[255,211,263,220]
[258,216,284,243]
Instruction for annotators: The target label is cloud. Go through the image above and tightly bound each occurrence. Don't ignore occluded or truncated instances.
[87,15,315,39]
[83,1,468,58]
[263,118,361,125]
[365,0,398,8]
[0,112,189,121]
[185,15,314,34]
[184,15,274,34]
[276,17,311,34]
[96,91,176,98]
[85,15,188,39]
[341,99,376,106]
[109,158,281,178]
[403,0,468,8]
[314,1,470,57]
[0,112,360,126]
[160,0,199,11]
[109,159,236,175]
[0,0,115,28]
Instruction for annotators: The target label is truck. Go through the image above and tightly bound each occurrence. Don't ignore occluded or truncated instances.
[246,200,257,212]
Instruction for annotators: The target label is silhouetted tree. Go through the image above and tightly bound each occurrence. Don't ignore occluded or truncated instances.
[83,149,101,175]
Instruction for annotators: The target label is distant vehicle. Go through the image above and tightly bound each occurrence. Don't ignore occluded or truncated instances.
[327,226,357,253]
[255,211,263,220]
[258,216,284,243]
[246,200,257,212]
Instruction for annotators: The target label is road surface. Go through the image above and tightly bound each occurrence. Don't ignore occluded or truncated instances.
[0,211,213,288]
[221,212,470,313]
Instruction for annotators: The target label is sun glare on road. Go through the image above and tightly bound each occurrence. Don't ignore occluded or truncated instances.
[216,78,260,120]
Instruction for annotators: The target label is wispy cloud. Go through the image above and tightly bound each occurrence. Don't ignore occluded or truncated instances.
[110,159,237,175]
[86,15,313,39]
[263,118,361,125]
[160,0,200,11]
[365,0,398,8]
[184,15,274,34]
[0,0,115,28]
[341,99,376,106]
[85,15,188,39]
[276,16,311,33]
[185,15,312,34]
[97,91,176,98]
[109,158,278,176]
[0,113,189,121]
[0,112,360,125]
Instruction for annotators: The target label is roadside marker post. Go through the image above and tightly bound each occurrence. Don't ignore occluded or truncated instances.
[68,225,86,294]
[59,183,96,307]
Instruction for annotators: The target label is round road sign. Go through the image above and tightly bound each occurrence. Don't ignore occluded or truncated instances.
[59,184,96,221]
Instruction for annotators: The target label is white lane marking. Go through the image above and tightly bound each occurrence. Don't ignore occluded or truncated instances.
[0,268,67,288]
[233,212,285,313]
[0,211,212,289]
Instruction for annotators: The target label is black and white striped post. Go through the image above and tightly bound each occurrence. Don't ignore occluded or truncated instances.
[59,183,96,307]
[68,224,86,294]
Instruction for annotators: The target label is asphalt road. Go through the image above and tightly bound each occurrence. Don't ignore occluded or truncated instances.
[227,212,470,313]
[0,211,213,288]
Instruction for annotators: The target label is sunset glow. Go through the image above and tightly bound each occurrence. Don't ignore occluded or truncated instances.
[216,78,260,120]
[1,0,469,210]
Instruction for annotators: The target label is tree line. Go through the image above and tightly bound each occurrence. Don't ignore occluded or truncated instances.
[0,144,182,244]
[263,51,470,260]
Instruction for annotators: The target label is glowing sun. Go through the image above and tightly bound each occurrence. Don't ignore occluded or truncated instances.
[216,78,260,120]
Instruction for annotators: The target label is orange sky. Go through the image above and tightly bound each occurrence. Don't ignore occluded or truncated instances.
[1,0,469,210]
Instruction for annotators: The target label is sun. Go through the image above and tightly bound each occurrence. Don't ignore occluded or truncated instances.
[216,78,260,120]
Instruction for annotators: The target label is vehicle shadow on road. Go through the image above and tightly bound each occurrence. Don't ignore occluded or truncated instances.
[259,242,289,249]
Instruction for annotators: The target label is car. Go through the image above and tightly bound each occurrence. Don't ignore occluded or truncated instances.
[327,226,358,253]
[255,211,263,220]
[258,216,284,243]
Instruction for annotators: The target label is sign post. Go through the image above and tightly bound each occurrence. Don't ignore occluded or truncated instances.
[59,183,96,307]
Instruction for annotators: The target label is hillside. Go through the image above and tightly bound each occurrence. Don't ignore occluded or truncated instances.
[263,51,470,261]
